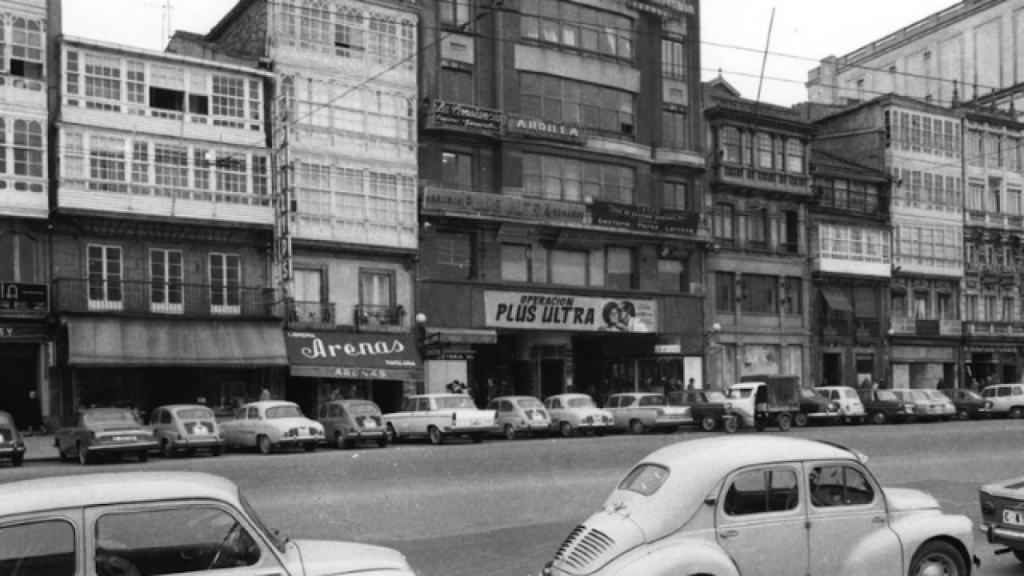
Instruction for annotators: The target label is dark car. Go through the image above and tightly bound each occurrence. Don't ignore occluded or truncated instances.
[668,390,732,432]
[938,388,992,420]
[981,475,1024,563]
[857,388,915,425]
[795,388,839,427]
[0,410,25,467]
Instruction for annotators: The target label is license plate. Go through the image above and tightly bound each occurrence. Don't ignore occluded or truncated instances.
[363,420,377,428]
[113,436,136,442]
[1004,509,1024,526]
[531,414,544,421]
[193,425,208,435]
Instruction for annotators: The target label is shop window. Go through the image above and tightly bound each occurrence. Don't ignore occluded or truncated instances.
[434,232,472,280]
[657,259,687,293]
[501,244,531,282]
[441,151,472,189]
[715,272,735,313]
[360,269,395,309]
[550,249,587,286]
[520,72,634,138]
[606,247,635,290]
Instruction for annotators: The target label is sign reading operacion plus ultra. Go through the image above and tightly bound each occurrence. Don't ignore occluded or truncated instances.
[506,115,585,145]
[484,291,656,333]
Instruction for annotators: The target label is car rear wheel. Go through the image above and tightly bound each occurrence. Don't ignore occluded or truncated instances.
[471,433,484,444]
[137,450,149,463]
[335,430,351,450]
[909,540,966,576]
[376,435,389,448]
[161,439,175,458]
[777,413,792,432]
[723,416,739,434]
[428,426,445,445]
[793,413,808,428]
[11,454,22,467]
[700,414,717,432]
[77,443,92,466]
[257,435,273,455]
[559,422,574,438]
[872,411,887,425]
[956,409,970,421]
[211,446,223,457]
[504,424,516,441]
[1011,407,1024,419]
[629,420,645,435]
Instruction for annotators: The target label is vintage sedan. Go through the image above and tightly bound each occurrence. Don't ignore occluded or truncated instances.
[668,389,733,432]
[544,393,614,438]
[604,393,692,434]
[980,474,1024,563]
[857,388,916,425]
[814,386,866,424]
[891,389,949,422]
[317,399,388,449]
[384,394,494,445]
[795,388,839,427]
[922,389,957,420]
[543,436,976,576]
[149,404,225,458]
[54,408,158,465]
[0,471,417,576]
[486,395,552,440]
[0,410,25,467]
[939,388,992,420]
[220,401,324,454]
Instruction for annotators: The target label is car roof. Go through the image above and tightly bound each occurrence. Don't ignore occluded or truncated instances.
[0,472,240,518]
[610,392,662,397]
[491,395,541,401]
[241,401,299,409]
[728,382,761,389]
[411,394,469,399]
[154,404,215,412]
[547,393,592,400]
[814,386,856,391]
[645,436,858,473]
[325,399,378,405]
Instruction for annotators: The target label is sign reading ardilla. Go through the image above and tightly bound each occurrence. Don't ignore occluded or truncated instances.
[506,114,585,145]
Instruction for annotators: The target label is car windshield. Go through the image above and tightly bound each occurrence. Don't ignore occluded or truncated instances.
[516,398,544,409]
[842,389,858,398]
[83,411,140,425]
[705,391,727,402]
[0,413,12,427]
[176,408,214,420]
[567,397,596,408]
[436,396,478,410]
[727,389,752,399]
[638,396,667,407]
[618,464,670,496]
[266,405,304,419]
[959,390,983,401]
[238,490,286,552]
[800,389,824,400]
[347,402,380,415]
[876,390,898,401]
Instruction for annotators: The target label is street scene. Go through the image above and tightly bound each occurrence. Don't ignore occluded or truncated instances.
[6,0,1024,574]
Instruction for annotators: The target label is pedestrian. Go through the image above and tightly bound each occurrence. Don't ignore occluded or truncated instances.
[872,379,880,390]
[936,378,945,390]
[23,390,44,436]
[329,387,340,400]
[686,378,696,391]
[259,387,271,401]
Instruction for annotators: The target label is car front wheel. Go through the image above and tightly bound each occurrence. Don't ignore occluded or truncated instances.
[257,435,273,455]
[559,422,574,438]
[1011,407,1024,419]
[629,420,645,435]
[793,413,808,427]
[777,413,792,432]
[504,424,516,440]
[909,540,966,576]
[428,426,445,445]
[871,411,887,425]
[700,414,717,432]
[957,409,970,421]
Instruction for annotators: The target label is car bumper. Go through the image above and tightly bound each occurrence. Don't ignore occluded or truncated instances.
[171,437,225,449]
[983,522,1024,548]
[651,417,693,428]
[510,422,552,432]
[88,441,160,454]
[575,422,613,430]
[442,426,491,435]
[0,445,25,458]
[275,436,321,446]
[350,429,386,440]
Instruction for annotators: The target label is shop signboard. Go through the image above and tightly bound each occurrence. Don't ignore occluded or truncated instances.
[430,99,503,133]
[484,291,657,333]
[0,282,48,311]
[589,201,699,235]
[506,114,585,145]
[422,187,587,226]
[285,332,421,380]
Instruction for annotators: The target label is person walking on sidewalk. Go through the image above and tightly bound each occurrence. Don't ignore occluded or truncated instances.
[23,390,44,436]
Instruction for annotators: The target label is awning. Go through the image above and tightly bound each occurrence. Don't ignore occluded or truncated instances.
[820,286,853,312]
[285,331,422,380]
[426,327,498,345]
[68,317,287,366]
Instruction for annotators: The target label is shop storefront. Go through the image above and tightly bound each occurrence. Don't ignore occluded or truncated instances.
[284,331,423,414]
[891,344,958,389]
[963,345,1019,388]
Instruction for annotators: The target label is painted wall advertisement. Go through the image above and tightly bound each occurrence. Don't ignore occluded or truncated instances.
[484,291,657,333]
[589,200,699,235]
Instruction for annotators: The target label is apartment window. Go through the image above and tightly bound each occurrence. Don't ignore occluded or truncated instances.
[984,296,998,321]
[968,181,984,211]
[989,183,1002,213]
[892,292,907,317]
[84,53,121,102]
[367,172,400,222]
[661,107,688,149]
[914,291,930,319]
[965,295,977,321]
[150,249,183,310]
[756,133,773,169]
[367,16,400,65]
[131,141,148,184]
[216,154,247,194]
[300,0,332,47]
[520,72,634,138]
[1010,188,1022,215]
[748,208,769,249]
[782,210,799,253]
[1003,297,1014,322]
[125,61,145,104]
[360,269,394,308]
[212,75,245,119]
[440,66,473,104]
[88,245,122,304]
[439,0,471,27]
[606,247,635,290]
[334,6,366,57]
[922,117,932,149]
[523,154,633,204]
[715,272,735,313]
[550,249,588,286]
[63,131,82,178]
[154,144,187,188]
[502,244,531,282]
[663,182,690,211]
[435,232,472,279]
[520,0,634,61]
[782,277,802,315]
[12,119,42,177]
[209,253,241,311]
[714,203,735,244]
[938,293,954,320]
[658,259,687,293]
[89,135,126,192]
[441,151,472,189]
[721,126,741,163]
[252,156,268,196]
[65,51,79,95]
[298,162,331,216]
[193,148,210,191]
[742,274,777,314]
[661,38,686,80]
[742,132,753,165]
[785,140,804,173]
[10,17,43,79]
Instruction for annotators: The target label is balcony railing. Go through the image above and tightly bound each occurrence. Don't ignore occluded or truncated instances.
[855,319,881,339]
[713,165,812,196]
[821,317,851,337]
[286,301,336,330]
[815,186,887,214]
[53,278,280,320]
[965,321,1024,337]
[890,317,962,336]
[354,304,407,333]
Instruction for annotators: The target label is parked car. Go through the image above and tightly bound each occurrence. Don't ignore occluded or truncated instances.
[980,474,1024,563]
[542,436,975,576]
[220,401,324,454]
[794,388,839,427]
[890,389,948,421]
[939,388,992,420]
[980,383,1024,418]
[728,376,801,431]
[54,407,159,465]
[543,393,614,438]
[922,389,957,420]
[814,386,867,424]
[0,410,25,467]
[604,393,692,434]
[384,393,494,445]
[149,404,225,458]
[486,395,552,440]
[317,399,388,449]
[668,389,734,432]
[857,388,916,424]
[0,471,417,576]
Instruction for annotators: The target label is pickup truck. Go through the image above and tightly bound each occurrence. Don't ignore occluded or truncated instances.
[384,393,495,445]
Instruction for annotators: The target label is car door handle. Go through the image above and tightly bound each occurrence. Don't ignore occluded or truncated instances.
[719,529,740,540]
[872,516,886,524]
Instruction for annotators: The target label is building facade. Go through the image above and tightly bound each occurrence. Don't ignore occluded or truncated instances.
[416,0,707,403]
[50,37,284,420]
[0,0,52,424]
[174,0,422,414]
[703,79,815,389]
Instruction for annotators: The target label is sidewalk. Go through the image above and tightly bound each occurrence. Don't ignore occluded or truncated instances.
[20,434,58,461]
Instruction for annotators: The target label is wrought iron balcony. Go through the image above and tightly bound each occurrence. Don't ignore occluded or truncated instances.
[53,278,280,320]
[286,301,336,330]
[821,317,851,337]
[354,304,407,333]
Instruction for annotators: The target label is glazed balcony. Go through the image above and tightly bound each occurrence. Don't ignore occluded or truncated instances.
[354,304,407,333]
[53,278,280,320]
[711,163,812,198]
[286,301,337,330]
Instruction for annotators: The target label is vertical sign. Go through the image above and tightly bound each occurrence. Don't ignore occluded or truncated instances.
[273,94,295,300]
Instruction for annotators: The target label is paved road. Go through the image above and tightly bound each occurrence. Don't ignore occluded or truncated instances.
[6,419,1024,575]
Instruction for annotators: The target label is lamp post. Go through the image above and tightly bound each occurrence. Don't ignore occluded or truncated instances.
[415,313,428,395]
[705,322,722,390]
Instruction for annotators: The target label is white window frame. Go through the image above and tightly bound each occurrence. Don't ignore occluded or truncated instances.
[209,253,241,315]
[87,244,123,310]
[150,248,184,314]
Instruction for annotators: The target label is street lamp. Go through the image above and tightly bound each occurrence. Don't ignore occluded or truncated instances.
[705,323,722,390]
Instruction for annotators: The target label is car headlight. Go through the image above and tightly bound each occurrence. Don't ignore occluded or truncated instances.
[982,500,995,517]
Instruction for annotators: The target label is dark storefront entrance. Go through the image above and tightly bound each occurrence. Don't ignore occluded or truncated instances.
[0,343,39,422]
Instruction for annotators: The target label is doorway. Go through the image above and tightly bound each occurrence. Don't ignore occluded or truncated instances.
[822,353,842,388]
[540,359,564,399]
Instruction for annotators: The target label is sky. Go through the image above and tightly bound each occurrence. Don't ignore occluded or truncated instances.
[63,0,960,107]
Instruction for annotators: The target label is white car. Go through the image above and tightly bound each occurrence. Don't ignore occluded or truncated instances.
[384,394,495,445]
[149,404,225,457]
[544,393,614,438]
[814,386,867,424]
[921,389,957,419]
[543,436,975,576]
[220,401,324,454]
[724,382,760,428]
[891,389,950,421]
[980,383,1024,418]
[604,393,692,434]
[486,395,552,440]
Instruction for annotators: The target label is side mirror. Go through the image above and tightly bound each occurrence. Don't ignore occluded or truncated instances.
[704,496,717,506]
